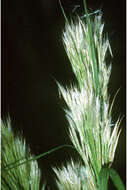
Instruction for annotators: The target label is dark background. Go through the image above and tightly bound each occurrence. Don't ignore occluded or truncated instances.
[2,0,126,189]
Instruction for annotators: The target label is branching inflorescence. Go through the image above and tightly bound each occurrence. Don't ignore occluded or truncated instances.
[54,7,122,190]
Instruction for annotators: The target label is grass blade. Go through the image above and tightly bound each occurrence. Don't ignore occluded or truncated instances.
[109,168,125,190]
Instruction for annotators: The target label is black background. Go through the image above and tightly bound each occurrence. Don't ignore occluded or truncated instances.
[2,0,126,189]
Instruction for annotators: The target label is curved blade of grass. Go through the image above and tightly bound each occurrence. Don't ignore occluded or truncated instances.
[98,168,125,190]
[59,0,69,24]
[4,144,74,171]
[109,168,125,190]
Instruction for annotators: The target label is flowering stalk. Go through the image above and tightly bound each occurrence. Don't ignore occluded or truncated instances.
[54,1,125,189]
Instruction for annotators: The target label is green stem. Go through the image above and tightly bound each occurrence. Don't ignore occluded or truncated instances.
[83,0,99,94]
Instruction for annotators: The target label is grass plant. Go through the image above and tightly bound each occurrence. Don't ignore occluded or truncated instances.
[1,0,125,189]
[54,0,125,189]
